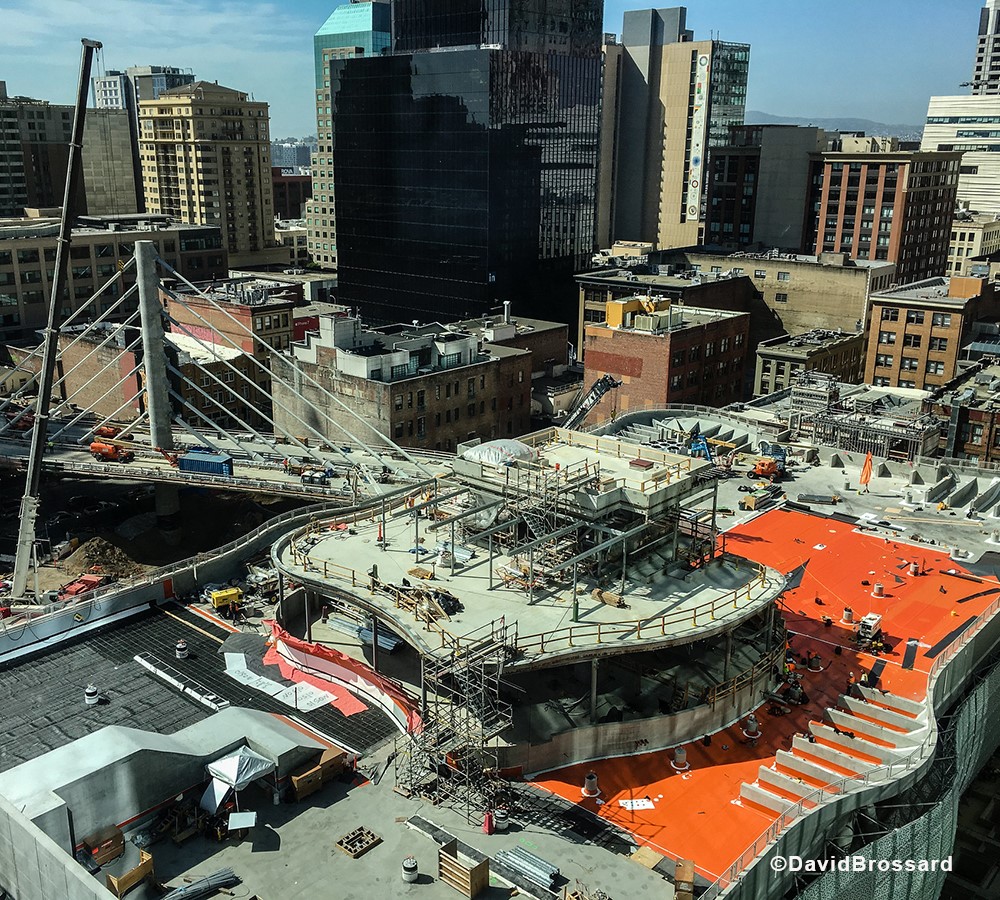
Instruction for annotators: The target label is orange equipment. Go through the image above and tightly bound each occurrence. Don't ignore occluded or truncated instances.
[89,441,134,463]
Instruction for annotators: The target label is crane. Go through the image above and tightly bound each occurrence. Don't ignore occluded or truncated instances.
[563,374,622,430]
[11,38,103,601]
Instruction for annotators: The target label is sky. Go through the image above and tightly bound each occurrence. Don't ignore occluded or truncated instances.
[0,0,985,138]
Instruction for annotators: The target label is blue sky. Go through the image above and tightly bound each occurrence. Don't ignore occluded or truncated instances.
[0,0,984,137]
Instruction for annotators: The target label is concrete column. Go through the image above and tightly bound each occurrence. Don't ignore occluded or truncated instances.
[371,617,379,672]
[723,630,733,682]
[572,561,579,622]
[136,240,180,533]
[590,657,599,724]
[305,591,313,643]
[277,572,285,626]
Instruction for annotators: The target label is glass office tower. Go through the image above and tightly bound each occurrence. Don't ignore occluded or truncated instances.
[332,0,603,325]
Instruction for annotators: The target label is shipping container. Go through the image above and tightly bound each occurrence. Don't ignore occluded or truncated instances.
[177,452,233,477]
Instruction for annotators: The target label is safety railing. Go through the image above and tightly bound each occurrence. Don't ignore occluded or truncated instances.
[700,575,1000,898]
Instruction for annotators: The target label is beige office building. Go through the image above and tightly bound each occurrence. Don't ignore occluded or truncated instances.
[599,9,749,250]
[948,211,1000,275]
[138,82,286,268]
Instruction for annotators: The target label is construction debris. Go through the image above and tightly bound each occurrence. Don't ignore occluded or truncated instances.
[62,537,146,580]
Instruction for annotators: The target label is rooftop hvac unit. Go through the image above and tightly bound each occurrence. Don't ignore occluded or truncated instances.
[633,314,656,331]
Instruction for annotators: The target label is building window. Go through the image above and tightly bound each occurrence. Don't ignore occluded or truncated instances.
[394,423,403,438]
[905,310,925,324]
[932,313,951,327]
[754,269,767,279]
[878,331,896,344]
[394,394,403,411]
[775,292,788,303]
[930,337,949,351]
[926,360,945,375]
[881,308,899,321]
[901,357,918,371]
[777,271,790,282]
[417,389,425,409]
[407,392,413,408]
[902,334,922,348]
[875,354,893,368]
[670,375,683,390]
[417,416,426,438]
[971,424,984,444]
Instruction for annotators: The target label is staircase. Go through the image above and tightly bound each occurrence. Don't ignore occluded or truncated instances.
[738,686,929,818]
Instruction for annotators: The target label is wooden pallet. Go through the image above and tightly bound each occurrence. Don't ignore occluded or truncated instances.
[335,827,382,859]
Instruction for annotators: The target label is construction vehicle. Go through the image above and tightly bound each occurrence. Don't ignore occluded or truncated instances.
[857,612,883,645]
[155,447,180,467]
[563,374,623,430]
[748,457,783,479]
[208,586,243,610]
[94,425,121,439]
[89,441,134,463]
[3,407,35,431]
[58,572,110,599]
[689,434,714,463]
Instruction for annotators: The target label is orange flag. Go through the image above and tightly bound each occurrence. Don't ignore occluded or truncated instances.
[860,451,873,486]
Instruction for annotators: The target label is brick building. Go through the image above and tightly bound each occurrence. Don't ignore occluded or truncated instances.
[866,276,1000,390]
[575,266,764,359]
[271,314,546,452]
[582,296,750,421]
[923,359,1000,463]
[803,148,961,284]
[48,323,260,429]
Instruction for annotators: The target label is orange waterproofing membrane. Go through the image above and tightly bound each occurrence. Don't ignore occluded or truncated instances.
[532,508,1000,881]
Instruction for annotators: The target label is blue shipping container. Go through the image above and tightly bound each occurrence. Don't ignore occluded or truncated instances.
[177,453,233,477]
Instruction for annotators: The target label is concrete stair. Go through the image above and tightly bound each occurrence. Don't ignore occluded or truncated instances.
[739,689,930,821]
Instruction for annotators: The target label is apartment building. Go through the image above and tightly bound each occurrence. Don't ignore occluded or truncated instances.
[0,211,226,340]
[139,82,286,268]
[948,210,1000,275]
[865,276,1000,389]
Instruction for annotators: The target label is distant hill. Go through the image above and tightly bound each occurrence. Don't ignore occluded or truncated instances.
[745,110,923,140]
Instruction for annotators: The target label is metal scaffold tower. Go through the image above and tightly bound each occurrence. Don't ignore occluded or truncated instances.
[395,619,515,823]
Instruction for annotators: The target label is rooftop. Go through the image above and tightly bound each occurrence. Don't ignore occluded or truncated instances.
[872,275,986,306]
[166,331,245,364]
[655,245,897,272]
[757,328,863,357]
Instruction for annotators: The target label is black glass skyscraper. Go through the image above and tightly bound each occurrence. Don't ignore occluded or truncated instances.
[331,0,603,326]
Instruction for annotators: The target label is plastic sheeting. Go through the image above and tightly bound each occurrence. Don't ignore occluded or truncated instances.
[461,439,535,466]
[206,746,275,791]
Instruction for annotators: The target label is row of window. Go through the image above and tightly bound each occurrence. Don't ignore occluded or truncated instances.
[876,332,949,350]
[880,308,952,327]
[874,355,946,374]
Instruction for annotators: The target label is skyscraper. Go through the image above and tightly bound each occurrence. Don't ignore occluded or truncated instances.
[973,0,1000,94]
[597,7,749,250]
[139,82,286,267]
[307,1,392,269]
[330,0,603,326]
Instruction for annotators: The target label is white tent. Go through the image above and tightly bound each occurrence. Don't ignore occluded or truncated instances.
[199,746,276,813]
[461,439,535,467]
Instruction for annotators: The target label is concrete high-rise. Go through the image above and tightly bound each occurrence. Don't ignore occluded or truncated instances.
[598,7,749,250]
[307,1,391,269]
[330,0,603,326]
[139,82,286,268]
[973,0,1000,93]
[92,66,195,211]
[0,84,137,218]
[706,124,826,250]
[922,95,1000,214]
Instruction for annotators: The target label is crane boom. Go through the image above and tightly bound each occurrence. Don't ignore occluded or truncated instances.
[11,38,102,601]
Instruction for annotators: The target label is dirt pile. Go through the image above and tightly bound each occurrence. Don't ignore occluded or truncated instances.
[62,537,147,580]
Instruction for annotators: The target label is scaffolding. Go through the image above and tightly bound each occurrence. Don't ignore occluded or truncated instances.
[394,618,515,823]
